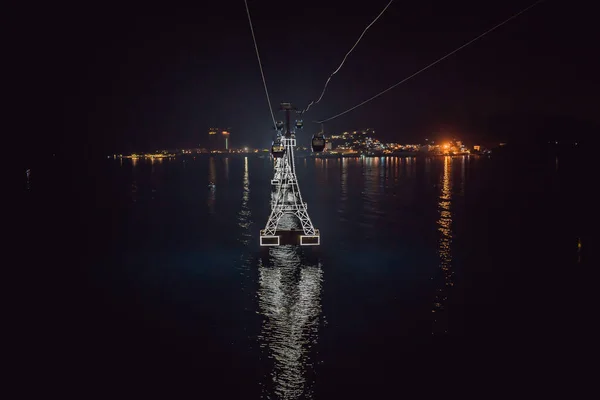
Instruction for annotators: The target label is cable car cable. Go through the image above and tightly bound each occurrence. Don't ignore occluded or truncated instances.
[244,0,277,128]
[301,0,394,114]
[314,0,546,124]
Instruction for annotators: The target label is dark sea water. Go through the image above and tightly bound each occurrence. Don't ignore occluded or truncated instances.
[22,148,592,397]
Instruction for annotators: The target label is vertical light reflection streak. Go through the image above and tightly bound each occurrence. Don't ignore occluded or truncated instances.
[460,156,466,196]
[208,157,216,215]
[380,157,386,189]
[361,157,373,221]
[224,157,230,181]
[409,156,416,178]
[238,156,252,245]
[130,158,138,203]
[150,158,158,201]
[338,157,348,222]
[257,246,323,400]
[361,157,383,231]
[433,156,453,334]
[315,157,326,186]
[237,156,254,306]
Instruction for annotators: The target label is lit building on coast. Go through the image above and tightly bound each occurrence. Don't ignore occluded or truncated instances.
[322,128,484,156]
[208,128,231,152]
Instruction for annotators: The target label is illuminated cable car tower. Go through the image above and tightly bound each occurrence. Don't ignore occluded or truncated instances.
[260,102,321,246]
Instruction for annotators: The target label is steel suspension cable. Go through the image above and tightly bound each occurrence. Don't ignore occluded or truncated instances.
[301,0,395,114]
[314,0,546,124]
[244,0,277,127]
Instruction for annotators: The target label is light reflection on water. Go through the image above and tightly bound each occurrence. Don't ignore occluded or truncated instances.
[208,157,216,214]
[257,246,323,400]
[238,157,252,246]
[361,157,385,233]
[379,157,386,195]
[460,155,466,196]
[338,158,348,222]
[150,158,164,201]
[394,156,401,183]
[406,156,415,178]
[432,156,454,334]
[89,153,577,396]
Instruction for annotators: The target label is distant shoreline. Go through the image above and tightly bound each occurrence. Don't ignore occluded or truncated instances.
[309,152,482,158]
[114,152,487,160]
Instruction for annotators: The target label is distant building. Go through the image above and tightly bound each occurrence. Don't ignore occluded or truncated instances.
[329,128,376,152]
[207,128,231,151]
[222,130,230,151]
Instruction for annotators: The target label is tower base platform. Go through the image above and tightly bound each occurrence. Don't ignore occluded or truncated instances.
[259,229,320,246]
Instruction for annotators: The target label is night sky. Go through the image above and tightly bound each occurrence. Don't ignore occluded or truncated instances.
[14,0,599,156]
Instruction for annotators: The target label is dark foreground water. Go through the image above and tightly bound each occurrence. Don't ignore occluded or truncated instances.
[22,149,592,397]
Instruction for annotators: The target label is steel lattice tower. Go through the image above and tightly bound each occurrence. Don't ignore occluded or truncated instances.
[260,103,320,246]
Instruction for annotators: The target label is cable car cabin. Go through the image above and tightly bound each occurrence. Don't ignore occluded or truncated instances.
[295,120,303,129]
[275,121,284,130]
[311,135,325,152]
[271,143,285,158]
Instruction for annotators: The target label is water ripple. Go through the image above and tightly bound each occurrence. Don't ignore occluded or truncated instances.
[257,246,323,399]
